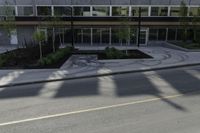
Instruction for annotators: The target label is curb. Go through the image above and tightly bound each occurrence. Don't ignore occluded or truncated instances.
[1,63,200,88]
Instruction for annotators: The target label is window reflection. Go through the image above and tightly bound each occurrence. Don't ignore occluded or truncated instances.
[151,7,168,16]
[37,6,51,16]
[18,6,33,16]
[112,7,129,16]
[74,7,90,16]
[170,7,180,16]
[54,6,71,16]
[92,7,110,16]
[132,7,148,16]
[189,7,200,16]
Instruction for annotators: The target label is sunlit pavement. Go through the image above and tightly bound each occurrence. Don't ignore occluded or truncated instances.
[0,66,200,132]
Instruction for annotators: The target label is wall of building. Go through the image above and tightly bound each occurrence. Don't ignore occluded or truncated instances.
[0,28,10,45]
[17,26,35,46]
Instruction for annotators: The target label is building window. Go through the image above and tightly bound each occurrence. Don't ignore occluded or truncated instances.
[149,29,158,41]
[111,28,120,44]
[167,29,176,40]
[130,28,137,44]
[189,7,200,16]
[151,7,168,16]
[0,6,15,16]
[37,6,51,16]
[158,29,166,40]
[17,6,33,16]
[170,7,180,16]
[74,7,90,16]
[112,7,129,16]
[101,28,110,44]
[132,7,148,16]
[82,29,91,44]
[92,7,110,16]
[74,29,82,44]
[54,6,71,16]
[176,29,184,40]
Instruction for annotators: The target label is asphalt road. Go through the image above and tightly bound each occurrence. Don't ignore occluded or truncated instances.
[0,66,200,133]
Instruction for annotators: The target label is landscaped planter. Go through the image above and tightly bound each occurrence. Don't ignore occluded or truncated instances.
[73,48,152,60]
[0,47,73,69]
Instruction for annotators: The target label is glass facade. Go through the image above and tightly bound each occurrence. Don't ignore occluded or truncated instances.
[167,29,176,40]
[82,29,91,44]
[170,7,180,16]
[149,29,158,41]
[37,6,51,16]
[74,7,90,16]
[92,7,110,16]
[17,6,33,16]
[1,2,200,46]
[189,7,200,16]
[132,7,148,16]
[111,28,120,44]
[151,7,168,16]
[158,29,166,40]
[54,6,71,16]
[112,7,129,16]
[0,6,15,16]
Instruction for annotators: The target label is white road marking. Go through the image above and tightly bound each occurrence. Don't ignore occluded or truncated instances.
[0,93,186,127]
[144,71,179,94]
[98,76,116,96]
[39,70,68,98]
[0,71,24,91]
[0,71,24,87]
[186,70,200,80]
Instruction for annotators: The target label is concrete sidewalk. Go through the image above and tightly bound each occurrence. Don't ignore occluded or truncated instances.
[1,46,200,87]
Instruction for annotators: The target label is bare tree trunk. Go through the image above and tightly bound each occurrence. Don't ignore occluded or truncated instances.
[125,40,128,55]
[59,28,62,47]
[62,28,65,47]
[52,27,55,52]
[39,41,43,60]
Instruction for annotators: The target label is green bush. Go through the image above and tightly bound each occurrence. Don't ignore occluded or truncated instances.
[38,47,73,66]
[105,47,124,59]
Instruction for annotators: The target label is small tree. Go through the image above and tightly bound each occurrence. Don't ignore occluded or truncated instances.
[50,12,66,52]
[117,18,132,55]
[33,30,45,60]
[179,1,189,42]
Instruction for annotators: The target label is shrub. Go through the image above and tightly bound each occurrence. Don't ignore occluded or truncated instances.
[105,47,124,59]
[38,47,73,66]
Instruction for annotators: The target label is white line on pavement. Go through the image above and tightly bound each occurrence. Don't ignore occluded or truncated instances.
[0,93,186,127]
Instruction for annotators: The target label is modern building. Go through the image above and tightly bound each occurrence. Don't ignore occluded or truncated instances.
[0,0,200,47]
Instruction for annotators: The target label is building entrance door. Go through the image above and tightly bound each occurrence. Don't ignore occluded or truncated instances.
[139,30,148,45]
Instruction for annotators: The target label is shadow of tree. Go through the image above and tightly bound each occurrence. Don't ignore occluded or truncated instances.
[0,67,200,112]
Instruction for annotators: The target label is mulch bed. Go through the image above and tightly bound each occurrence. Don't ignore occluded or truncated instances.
[0,48,71,69]
[73,50,152,60]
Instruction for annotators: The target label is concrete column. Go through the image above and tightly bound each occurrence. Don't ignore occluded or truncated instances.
[110,6,112,16]
[91,28,93,46]
[168,6,171,16]
[109,27,112,46]
[90,6,93,16]
[148,6,151,16]
[129,6,132,16]
[51,6,54,16]
[166,28,168,41]
[15,6,18,16]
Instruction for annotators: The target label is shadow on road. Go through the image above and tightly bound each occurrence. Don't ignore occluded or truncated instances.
[0,67,200,112]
